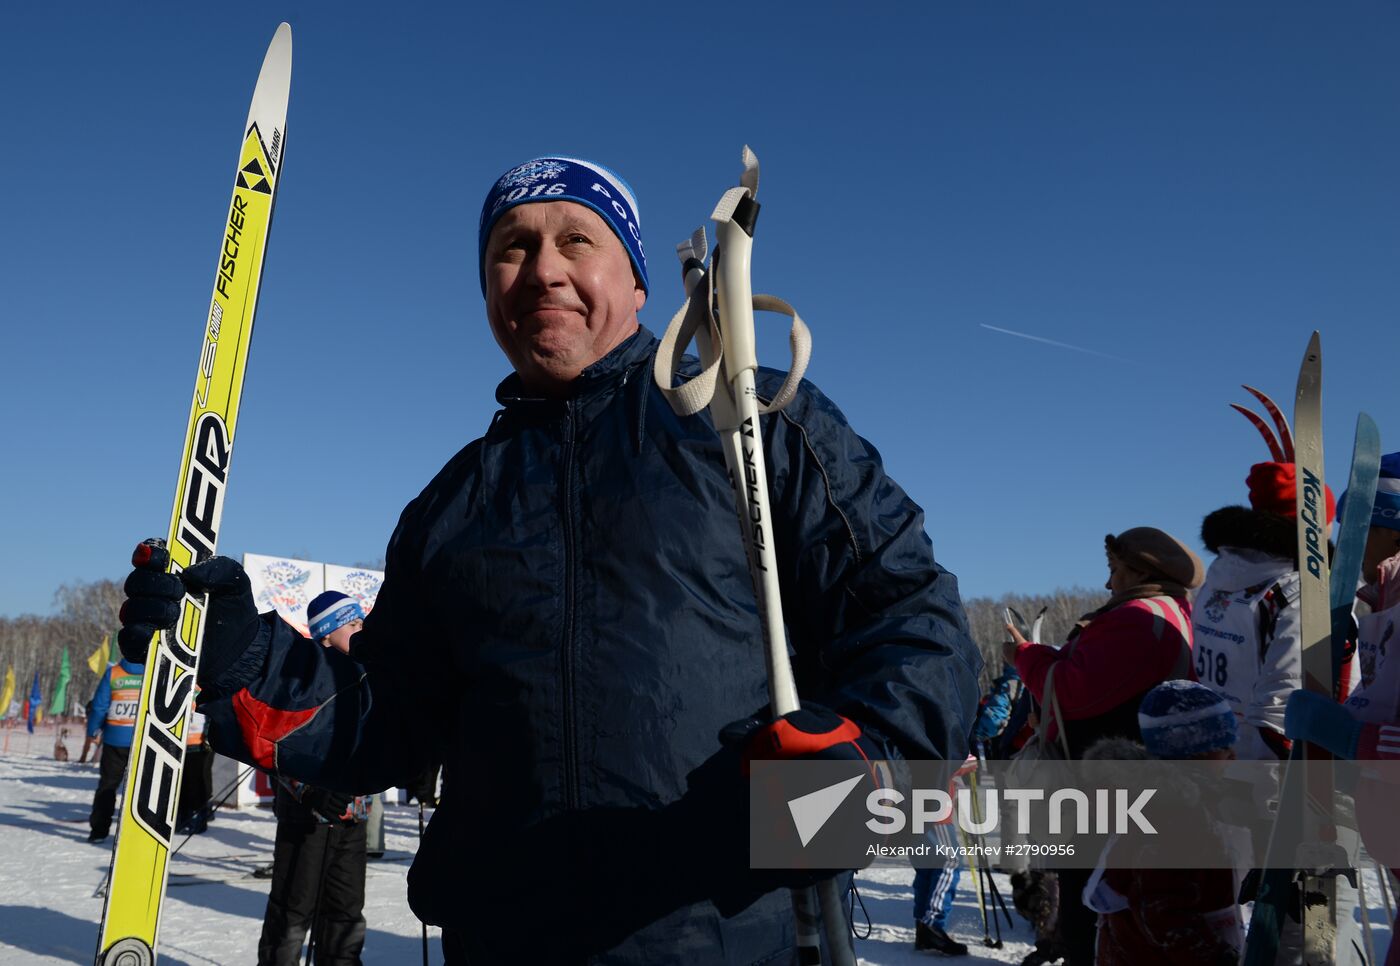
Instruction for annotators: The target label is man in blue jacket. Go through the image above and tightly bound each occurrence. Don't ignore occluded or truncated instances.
[117,156,981,964]
[86,657,144,842]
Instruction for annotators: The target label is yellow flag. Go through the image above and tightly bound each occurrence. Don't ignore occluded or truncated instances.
[87,635,110,675]
[0,666,13,717]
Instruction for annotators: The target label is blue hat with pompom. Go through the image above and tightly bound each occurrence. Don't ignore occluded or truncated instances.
[1138,679,1237,759]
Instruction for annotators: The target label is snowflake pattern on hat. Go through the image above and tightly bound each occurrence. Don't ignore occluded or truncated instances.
[497,160,569,190]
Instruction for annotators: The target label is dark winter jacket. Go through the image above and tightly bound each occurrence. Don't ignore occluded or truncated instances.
[198,327,981,965]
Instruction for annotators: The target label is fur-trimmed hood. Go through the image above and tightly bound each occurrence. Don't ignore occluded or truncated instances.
[1200,505,1296,562]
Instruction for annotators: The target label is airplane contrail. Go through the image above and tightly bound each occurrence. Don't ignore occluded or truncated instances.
[978,323,1133,363]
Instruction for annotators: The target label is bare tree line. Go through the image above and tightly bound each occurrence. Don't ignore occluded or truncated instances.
[961,586,1109,692]
[0,578,124,713]
[3,575,1108,711]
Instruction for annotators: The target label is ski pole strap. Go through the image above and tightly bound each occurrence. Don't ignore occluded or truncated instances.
[654,284,724,417]
[653,283,812,418]
[751,294,810,413]
[653,145,811,419]
[1040,663,1071,759]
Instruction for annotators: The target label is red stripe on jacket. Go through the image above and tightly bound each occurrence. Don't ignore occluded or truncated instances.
[232,689,320,770]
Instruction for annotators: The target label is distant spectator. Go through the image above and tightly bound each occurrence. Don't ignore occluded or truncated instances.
[1081,682,1242,966]
[86,658,145,843]
[972,662,1023,756]
[177,694,213,834]
[1006,527,1203,966]
[257,592,374,966]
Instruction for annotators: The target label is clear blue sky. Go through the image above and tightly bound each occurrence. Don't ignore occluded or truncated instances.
[3,3,1400,617]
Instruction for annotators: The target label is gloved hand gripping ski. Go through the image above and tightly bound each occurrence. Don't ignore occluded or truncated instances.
[118,543,262,691]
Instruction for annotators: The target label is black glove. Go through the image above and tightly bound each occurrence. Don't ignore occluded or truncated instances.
[179,556,261,687]
[117,542,260,685]
[702,706,889,916]
[116,540,184,664]
[300,787,356,825]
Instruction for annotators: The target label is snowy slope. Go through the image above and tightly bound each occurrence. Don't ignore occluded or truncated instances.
[0,749,1392,964]
[0,751,442,965]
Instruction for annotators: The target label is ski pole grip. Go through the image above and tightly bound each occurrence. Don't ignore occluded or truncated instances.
[714,214,759,374]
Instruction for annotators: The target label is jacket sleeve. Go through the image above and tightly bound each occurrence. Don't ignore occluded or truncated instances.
[1246,583,1302,741]
[762,376,983,763]
[1015,601,1189,722]
[973,664,1023,741]
[197,502,446,793]
[87,671,110,739]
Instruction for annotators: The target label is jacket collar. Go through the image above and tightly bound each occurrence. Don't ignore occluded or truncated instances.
[494,325,658,409]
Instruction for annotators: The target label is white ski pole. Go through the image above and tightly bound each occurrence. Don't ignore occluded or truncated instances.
[714,156,852,966]
[656,147,849,966]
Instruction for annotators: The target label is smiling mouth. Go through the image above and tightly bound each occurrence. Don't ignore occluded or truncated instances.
[521,305,581,324]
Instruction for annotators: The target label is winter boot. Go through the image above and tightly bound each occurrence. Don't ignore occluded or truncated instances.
[915,922,968,956]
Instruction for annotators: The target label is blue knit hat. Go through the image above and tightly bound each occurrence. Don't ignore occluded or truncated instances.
[307,591,364,642]
[477,156,648,295]
[1137,680,1237,759]
[1367,453,1400,533]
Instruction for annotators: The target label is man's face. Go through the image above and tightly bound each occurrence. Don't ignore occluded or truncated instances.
[322,618,362,655]
[484,201,645,396]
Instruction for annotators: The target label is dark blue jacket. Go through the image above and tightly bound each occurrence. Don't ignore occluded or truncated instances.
[199,327,980,965]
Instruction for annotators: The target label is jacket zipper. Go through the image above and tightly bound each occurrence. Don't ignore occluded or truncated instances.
[561,401,580,811]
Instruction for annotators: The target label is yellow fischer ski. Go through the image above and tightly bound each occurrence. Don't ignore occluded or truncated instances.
[96,24,291,966]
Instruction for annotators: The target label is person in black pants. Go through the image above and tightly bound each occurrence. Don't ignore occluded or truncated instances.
[256,592,374,966]
[85,658,145,842]
[258,779,370,965]
[91,744,131,841]
[177,705,214,834]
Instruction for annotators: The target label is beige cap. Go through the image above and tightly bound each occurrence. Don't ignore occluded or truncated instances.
[1105,527,1204,589]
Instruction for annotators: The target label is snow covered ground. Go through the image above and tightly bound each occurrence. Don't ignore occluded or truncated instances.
[0,746,1390,964]
[0,748,445,965]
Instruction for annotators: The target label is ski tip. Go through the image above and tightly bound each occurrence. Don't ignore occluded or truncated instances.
[267,22,292,61]
[1295,332,1322,398]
